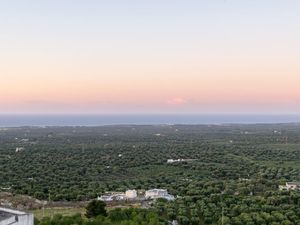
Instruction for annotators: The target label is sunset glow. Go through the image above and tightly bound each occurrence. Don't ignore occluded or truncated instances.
[1,1,300,114]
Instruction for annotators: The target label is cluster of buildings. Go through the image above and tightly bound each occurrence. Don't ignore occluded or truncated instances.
[0,207,33,225]
[98,189,175,202]
[279,182,300,191]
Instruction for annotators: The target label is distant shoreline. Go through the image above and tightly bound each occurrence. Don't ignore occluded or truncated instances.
[1,114,300,127]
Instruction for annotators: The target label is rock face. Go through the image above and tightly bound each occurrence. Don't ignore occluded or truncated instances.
[0,192,42,210]
[0,207,33,225]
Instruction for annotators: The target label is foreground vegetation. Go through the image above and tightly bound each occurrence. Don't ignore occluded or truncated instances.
[36,208,166,225]
[1,124,300,224]
[30,207,85,220]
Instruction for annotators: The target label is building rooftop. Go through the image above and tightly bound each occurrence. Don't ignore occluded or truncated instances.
[0,208,14,221]
[0,207,30,221]
[0,210,12,221]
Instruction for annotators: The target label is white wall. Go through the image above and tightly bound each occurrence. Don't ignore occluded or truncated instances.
[15,214,34,225]
[0,208,33,225]
[0,216,16,225]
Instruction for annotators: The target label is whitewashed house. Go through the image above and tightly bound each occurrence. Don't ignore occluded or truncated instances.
[15,147,25,153]
[279,182,300,191]
[97,192,126,202]
[125,190,137,199]
[145,189,175,201]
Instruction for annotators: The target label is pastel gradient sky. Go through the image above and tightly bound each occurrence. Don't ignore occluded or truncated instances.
[1,0,300,114]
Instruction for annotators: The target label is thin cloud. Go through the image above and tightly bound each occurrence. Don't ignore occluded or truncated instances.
[167,97,187,106]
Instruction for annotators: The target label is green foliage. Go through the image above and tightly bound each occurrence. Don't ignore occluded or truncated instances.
[85,200,107,218]
[155,189,300,224]
[37,208,166,225]
[1,125,300,224]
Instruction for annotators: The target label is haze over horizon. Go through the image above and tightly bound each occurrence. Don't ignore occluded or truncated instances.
[1,0,300,114]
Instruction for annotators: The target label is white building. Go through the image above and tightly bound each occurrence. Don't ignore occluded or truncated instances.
[167,159,176,163]
[97,192,128,202]
[167,159,196,164]
[279,182,300,191]
[15,148,25,153]
[125,190,137,199]
[145,189,175,201]
[97,195,113,202]
[0,207,33,225]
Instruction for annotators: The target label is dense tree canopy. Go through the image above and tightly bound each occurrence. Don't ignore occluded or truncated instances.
[1,124,300,224]
[36,208,165,225]
[85,200,107,218]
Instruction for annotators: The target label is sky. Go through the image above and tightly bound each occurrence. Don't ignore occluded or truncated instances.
[1,0,300,114]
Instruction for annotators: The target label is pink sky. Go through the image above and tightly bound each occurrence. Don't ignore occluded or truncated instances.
[1,1,300,114]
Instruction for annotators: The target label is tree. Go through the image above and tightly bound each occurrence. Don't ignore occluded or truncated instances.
[85,200,107,218]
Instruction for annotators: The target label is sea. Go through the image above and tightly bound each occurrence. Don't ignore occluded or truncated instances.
[1,114,300,127]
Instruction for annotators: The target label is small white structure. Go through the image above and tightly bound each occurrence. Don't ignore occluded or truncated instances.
[167,159,195,164]
[0,207,33,225]
[97,192,126,202]
[97,191,130,202]
[145,189,167,198]
[167,159,176,163]
[125,190,137,199]
[97,195,113,202]
[145,189,175,201]
[279,182,300,191]
[15,147,25,153]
